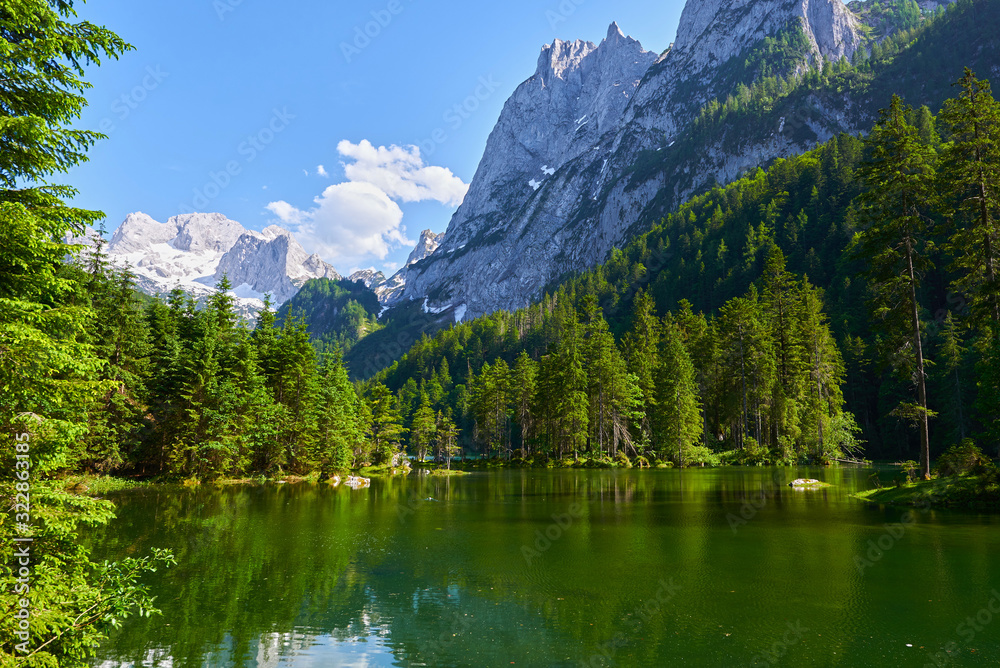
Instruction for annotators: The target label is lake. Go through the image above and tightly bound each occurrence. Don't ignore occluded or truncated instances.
[87,467,1000,667]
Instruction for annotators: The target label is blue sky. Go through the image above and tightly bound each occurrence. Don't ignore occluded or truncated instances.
[67,0,686,275]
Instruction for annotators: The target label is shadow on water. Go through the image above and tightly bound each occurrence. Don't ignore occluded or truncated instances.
[87,468,1000,667]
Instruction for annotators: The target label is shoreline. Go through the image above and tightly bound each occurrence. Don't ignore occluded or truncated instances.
[59,459,864,496]
[853,474,1000,512]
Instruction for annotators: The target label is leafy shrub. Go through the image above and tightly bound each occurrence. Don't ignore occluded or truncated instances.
[936,440,992,477]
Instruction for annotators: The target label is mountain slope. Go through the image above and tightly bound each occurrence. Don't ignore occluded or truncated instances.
[400,0,866,319]
[277,278,382,355]
[354,229,446,304]
[344,0,997,379]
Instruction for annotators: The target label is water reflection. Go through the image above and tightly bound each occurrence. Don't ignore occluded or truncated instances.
[88,468,1000,667]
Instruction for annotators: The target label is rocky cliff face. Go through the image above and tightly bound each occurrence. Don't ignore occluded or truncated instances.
[354,229,446,304]
[105,212,340,315]
[214,226,341,305]
[406,229,444,266]
[399,0,865,320]
[420,22,656,257]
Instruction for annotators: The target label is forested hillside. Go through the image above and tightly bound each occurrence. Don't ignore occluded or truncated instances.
[340,0,1000,376]
[276,277,382,356]
[376,70,1000,468]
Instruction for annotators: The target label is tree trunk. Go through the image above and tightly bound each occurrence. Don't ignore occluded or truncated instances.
[974,102,1000,324]
[906,236,932,479]
[978,172,1000,323]
[955,368,966,441]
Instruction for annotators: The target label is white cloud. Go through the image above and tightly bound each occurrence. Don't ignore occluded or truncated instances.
[268,139,468,271]
[337,139,468,206]
[267,181,411,271]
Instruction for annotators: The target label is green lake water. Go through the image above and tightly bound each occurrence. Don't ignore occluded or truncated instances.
[87,467,1000,667]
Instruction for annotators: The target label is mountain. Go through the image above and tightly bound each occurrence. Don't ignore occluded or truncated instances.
[214,225,340,304]
[348,268,387,290]
[104,212,340,315]
[350,229,446,305]
[395,0,935,320]
[337,0,1000,379]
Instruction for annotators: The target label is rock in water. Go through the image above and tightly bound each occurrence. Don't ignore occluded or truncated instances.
[788,478,829,487]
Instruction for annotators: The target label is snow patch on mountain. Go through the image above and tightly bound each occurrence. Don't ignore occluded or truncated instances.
[104,212,341,317]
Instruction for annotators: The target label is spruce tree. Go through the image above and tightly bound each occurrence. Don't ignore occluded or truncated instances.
[854,94,938,479]
[367,383,406,466]
[935,311,969,445]
[410,394,437,462]
[653,320,703,465]
[435,410,461,468]
[938,69,1000,328]
[314,352,363,475]
[511,352,538,458]
[0,2,174,663]
[622,291,661,444]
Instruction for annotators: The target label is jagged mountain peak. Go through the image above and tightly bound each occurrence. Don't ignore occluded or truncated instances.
[424,21,656,256]
[537,38,597,84]
[349,268,388,290]
[169,212,246,253]
[672,0,860,67]
[407,230,444,266]
[397,0,872,319]
[261,224,291,240]
[537,21,652,84]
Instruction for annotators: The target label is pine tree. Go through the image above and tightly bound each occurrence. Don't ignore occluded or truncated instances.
[314,351,363,475]
[511,352,538,458]
[410,394,437,462]
[854,94,938,479]
[367,383,407,466]
[622,290,661,443]
[653,320,703,465]
[938,68,1000,328]
[798,282,848,460]
[760,245,806,449]
[535,308,590,459]
[582,296,633,457]
[435,410,461,468]
[77,245,152,472]
[935,311,969,445]
[0,3,174,664]
[717,289,775,450]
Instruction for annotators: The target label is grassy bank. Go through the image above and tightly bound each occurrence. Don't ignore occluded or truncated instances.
[856,473,1000,512]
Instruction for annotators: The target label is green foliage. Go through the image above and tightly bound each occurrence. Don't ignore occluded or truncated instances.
[653,320,702,465]
[935,439,991,477]
[277,277,382,356]
[853,94,937,478]
[938,69,1000,328]
[0,4,180,664]
[366,383,406,466]
[370,66,1000,468]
